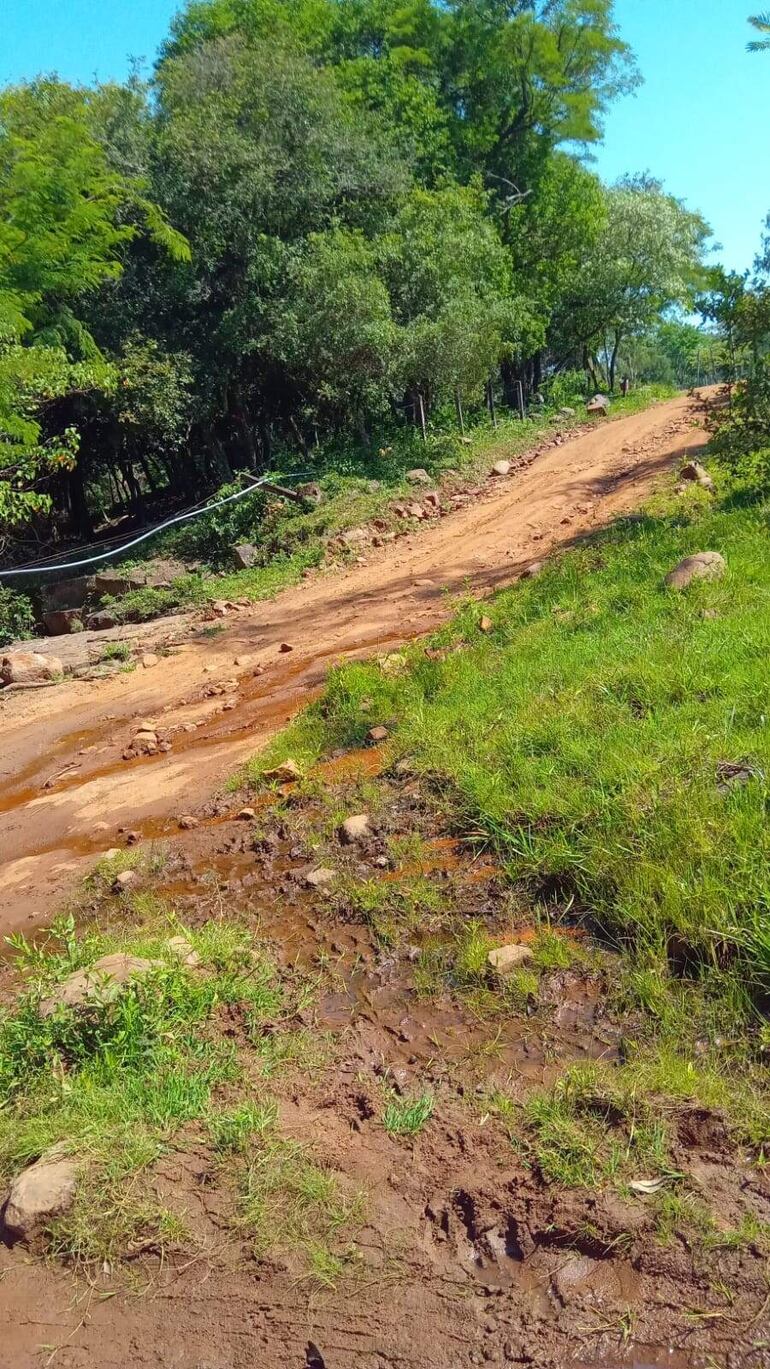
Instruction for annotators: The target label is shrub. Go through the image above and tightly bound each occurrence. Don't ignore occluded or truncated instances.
[0,586,35,646]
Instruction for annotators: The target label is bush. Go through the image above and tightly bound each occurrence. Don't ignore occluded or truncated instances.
[169,477,269,564]
[0,586,35,647]
[544,369,588,409]
[709,366,770,479]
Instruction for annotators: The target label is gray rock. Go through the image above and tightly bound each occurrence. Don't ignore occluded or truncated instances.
[406,468,431,485]
[680,460,714,491]
[40,576,92,613]
[0,651,63,686]
[491,460,511,476]
[232,543,259,570]
[86,610,118,631]
[39,952,159,1017]
[339,814,371,844]
[664,551,726,590]
[586,394,610,416]
[306,867,336,889]
[3,1146,77,1240]
[166,935,202,968]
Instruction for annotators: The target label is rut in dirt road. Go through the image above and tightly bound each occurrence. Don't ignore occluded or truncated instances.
[0,392,709,933]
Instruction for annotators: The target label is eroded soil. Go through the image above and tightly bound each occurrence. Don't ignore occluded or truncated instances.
[0,392,710,933]
[1,751,769,1369]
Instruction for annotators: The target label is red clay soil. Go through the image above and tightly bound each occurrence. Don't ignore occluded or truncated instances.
[0,391,711,937]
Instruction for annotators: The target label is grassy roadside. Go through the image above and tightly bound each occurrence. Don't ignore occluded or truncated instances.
[95,384,675,626]
[0,887,358,1276]
[246,454,770,1154]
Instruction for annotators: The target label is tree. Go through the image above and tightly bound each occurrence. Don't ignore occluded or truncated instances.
[748,12,770,50]
[551,178,710,389]
[0,79,189,529]
[378,184,521,412]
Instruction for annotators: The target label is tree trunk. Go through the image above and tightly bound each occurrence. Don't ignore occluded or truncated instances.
[609,331,622,393]
[67,461,93,538]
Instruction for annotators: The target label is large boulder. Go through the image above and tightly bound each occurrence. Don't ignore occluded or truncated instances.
[232,543,259,570]
[664,552,726,591]
[93,570,149,598]
[43,608,85,636]
[38,952,161,1018]
[39,576,92,614]
[0,651,63,686]
[2,1146,77,1241]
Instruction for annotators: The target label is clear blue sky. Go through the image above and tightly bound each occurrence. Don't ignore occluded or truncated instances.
[3,0,768,274]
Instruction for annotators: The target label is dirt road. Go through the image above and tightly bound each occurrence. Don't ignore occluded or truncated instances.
[0,392,709,933]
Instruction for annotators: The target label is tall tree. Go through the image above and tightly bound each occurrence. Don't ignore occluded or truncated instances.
[748,12,770,50]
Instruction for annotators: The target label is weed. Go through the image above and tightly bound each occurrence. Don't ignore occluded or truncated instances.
[239,1133,364,1278]
[209,1100,278,1153]
[99,640,132,663]
[383,1091,435,1136]
[0,914,319,1265]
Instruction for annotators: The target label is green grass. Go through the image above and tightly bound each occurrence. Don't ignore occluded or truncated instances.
[253,467,770,1019]
[238,1133,364,1281]
[0,913,322,1265]
[383,1090,435,1136]
[98,640,132,663]
[243,450,770,1159]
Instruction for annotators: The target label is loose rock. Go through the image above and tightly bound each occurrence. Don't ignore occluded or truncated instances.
[368,725,389,742]
[111,869,138,895]
[178,815,199,830]
[232,543,258,570]
[491,460,511,477]
[487,943,533,976]
[479,615,493,633]
[263,759,302,782]
[141,653,159,669]
[406,468,431,485]
[278,642,293,653]
[237,806,256,821]
[339,814,371,844]
[680,460,714,491]
[2,1146,77,1241]
[306,867,336,889]
[39,952,158,1016]
[664,551,726,591]
[0,651,63,686]
[166,936,202,968]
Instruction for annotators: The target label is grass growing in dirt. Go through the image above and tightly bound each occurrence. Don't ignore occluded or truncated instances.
[248,454,770,1147]
[383,1091,435,1137]
[0,909,351,1272]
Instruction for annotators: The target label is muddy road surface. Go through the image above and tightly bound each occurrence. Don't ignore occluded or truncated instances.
[0,392,709,934]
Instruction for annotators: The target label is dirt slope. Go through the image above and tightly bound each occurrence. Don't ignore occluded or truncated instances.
[0,391,709,934]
